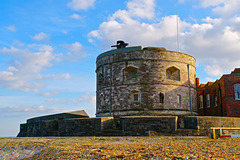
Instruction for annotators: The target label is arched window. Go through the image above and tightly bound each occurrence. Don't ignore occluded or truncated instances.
[100,94,105,106]
[166,66,180,81]
[123,66,138,81]
[159,93,164,104]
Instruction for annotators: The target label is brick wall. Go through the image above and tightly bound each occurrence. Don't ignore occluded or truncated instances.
[197,70,240,117]
[224,75,240,117]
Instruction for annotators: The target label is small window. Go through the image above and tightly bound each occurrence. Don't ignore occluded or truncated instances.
[100,94,105,106]
[133,94,139,102]
[177,95,181,104]
[123,66,138,81]
[166,66,180,81]
[131,90,140,102]
[234,84,240,100]
[200,95,203,108]
[214,96,218,107]
[159,93,164,104]
[206,94,210,107]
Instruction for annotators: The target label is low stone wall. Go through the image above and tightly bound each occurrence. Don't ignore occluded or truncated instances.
[120,116,177,136]
[197,116,240,137]
[17,116,240,137]
[18,117,114,137]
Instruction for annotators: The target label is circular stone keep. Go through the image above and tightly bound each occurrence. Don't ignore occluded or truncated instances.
[96,46,197,117]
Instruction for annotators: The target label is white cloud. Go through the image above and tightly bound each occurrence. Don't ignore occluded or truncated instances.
[39,73,72,80]
[183,20,240,76]
[205,77,216,82]
[46,92,96,106]
[0,41,90,92]
[0,45,54,92]
[6,26,16,32]
[202,17,222,24]
[39,90,59,97]
[70,14,81,20]
[62,30,68,34]
[199,0,224,7]
[178,0,185,3]
[127,0,155,19]
[89,11,189,49]
[64,42,88,61]
[68,0,95,10]
[31,32,49,41]
[13,40,24,47]
[89,0,240,78]
[199,0,240,17]
[0,105,66,113]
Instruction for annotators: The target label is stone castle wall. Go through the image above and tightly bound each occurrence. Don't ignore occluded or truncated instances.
[96,47,197,117]
[18,116,240,137]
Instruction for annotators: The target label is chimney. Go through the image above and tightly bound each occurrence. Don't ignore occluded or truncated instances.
[195,77,199,88]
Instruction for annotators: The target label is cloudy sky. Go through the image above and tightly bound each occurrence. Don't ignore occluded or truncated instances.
[1,0,240,137]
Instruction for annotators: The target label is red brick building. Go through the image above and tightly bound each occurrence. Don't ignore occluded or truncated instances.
[197,68,240,117]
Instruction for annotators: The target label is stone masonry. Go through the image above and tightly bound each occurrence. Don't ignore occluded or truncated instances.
[96,46,197,117]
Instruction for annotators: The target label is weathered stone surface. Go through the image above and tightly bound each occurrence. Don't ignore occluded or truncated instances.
[17,116,240,137]
[120,116,177,136]
[96,46,197,116]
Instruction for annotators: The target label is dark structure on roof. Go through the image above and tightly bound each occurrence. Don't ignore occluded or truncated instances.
[27,110,89,123]
[111,40,129,49]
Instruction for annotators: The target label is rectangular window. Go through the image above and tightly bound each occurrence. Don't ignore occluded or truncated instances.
[206,94,210,107]
[131,71,137,79]
[159,93,164,104]
[200,95,203,108]
[235,84,240,100]
[133,94,139,102]
[214,96,217,107]
[177,95,181,104]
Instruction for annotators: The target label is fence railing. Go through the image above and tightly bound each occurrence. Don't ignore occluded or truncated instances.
[211,127,240,139]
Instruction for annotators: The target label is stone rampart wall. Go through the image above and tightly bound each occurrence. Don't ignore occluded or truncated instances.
[17,116,240,137]
[120,116,177,136]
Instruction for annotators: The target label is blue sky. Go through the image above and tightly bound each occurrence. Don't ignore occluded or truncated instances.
[1,0,240,137]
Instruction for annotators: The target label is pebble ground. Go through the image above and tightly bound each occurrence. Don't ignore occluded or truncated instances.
[0,136,239,159]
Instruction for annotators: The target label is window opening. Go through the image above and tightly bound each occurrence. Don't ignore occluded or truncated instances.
[177,95,181,104]
[206,94,210,107]
[159,93,164,104]
[214,96,217,107]
[166,66,180,81]
[131,70,137,79]
[131,90,140,102]
[123,66,138,81]
[234,84,240,100]
[200,95,203,108]
[133,94,139,102]
[100,94,105,106]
